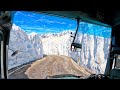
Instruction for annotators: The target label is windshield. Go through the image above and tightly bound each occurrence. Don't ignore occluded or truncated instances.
[8,11,112,79]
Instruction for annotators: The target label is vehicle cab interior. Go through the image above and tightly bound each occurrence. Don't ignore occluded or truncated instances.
[1,1,120,79]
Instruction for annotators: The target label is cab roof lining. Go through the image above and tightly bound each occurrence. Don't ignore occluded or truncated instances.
[35,11,111,27]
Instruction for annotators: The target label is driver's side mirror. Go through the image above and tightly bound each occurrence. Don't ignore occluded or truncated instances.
[115,55,120,68]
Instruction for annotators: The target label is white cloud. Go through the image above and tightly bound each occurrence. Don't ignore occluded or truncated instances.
[54,21,66,24]
[27,14,35,17]
[35,19,55,24]
[35,19,44,22]
[24,27,44,30]
[35,18,67,25]
[68,24,73,27]
[17,11,27,17]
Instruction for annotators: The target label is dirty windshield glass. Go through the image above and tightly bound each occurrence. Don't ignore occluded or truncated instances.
[8,11,112,79]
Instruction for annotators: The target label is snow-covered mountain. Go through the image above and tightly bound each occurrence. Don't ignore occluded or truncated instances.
[8,24,111,74]
[8,24,43,69]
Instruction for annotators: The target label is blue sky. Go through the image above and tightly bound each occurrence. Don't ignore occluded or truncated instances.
[13,11,76,34]
[12,11,112,38]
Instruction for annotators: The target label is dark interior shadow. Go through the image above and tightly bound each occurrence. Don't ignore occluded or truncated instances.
[8,63,32,79]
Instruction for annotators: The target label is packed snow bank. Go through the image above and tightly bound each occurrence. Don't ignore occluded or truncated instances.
[8,24,43,69]
[71,33,111,74]
[41,31,111,74]
[41,31,72,55]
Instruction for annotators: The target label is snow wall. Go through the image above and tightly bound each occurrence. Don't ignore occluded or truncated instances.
[8,23,111,74]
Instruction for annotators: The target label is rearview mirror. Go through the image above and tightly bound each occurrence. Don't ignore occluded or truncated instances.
[71,43,82,52]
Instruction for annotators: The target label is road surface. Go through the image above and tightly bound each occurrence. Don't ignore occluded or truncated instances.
[8,55,93,79]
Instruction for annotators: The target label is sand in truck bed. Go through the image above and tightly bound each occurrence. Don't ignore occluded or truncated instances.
[8,55,93,79]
